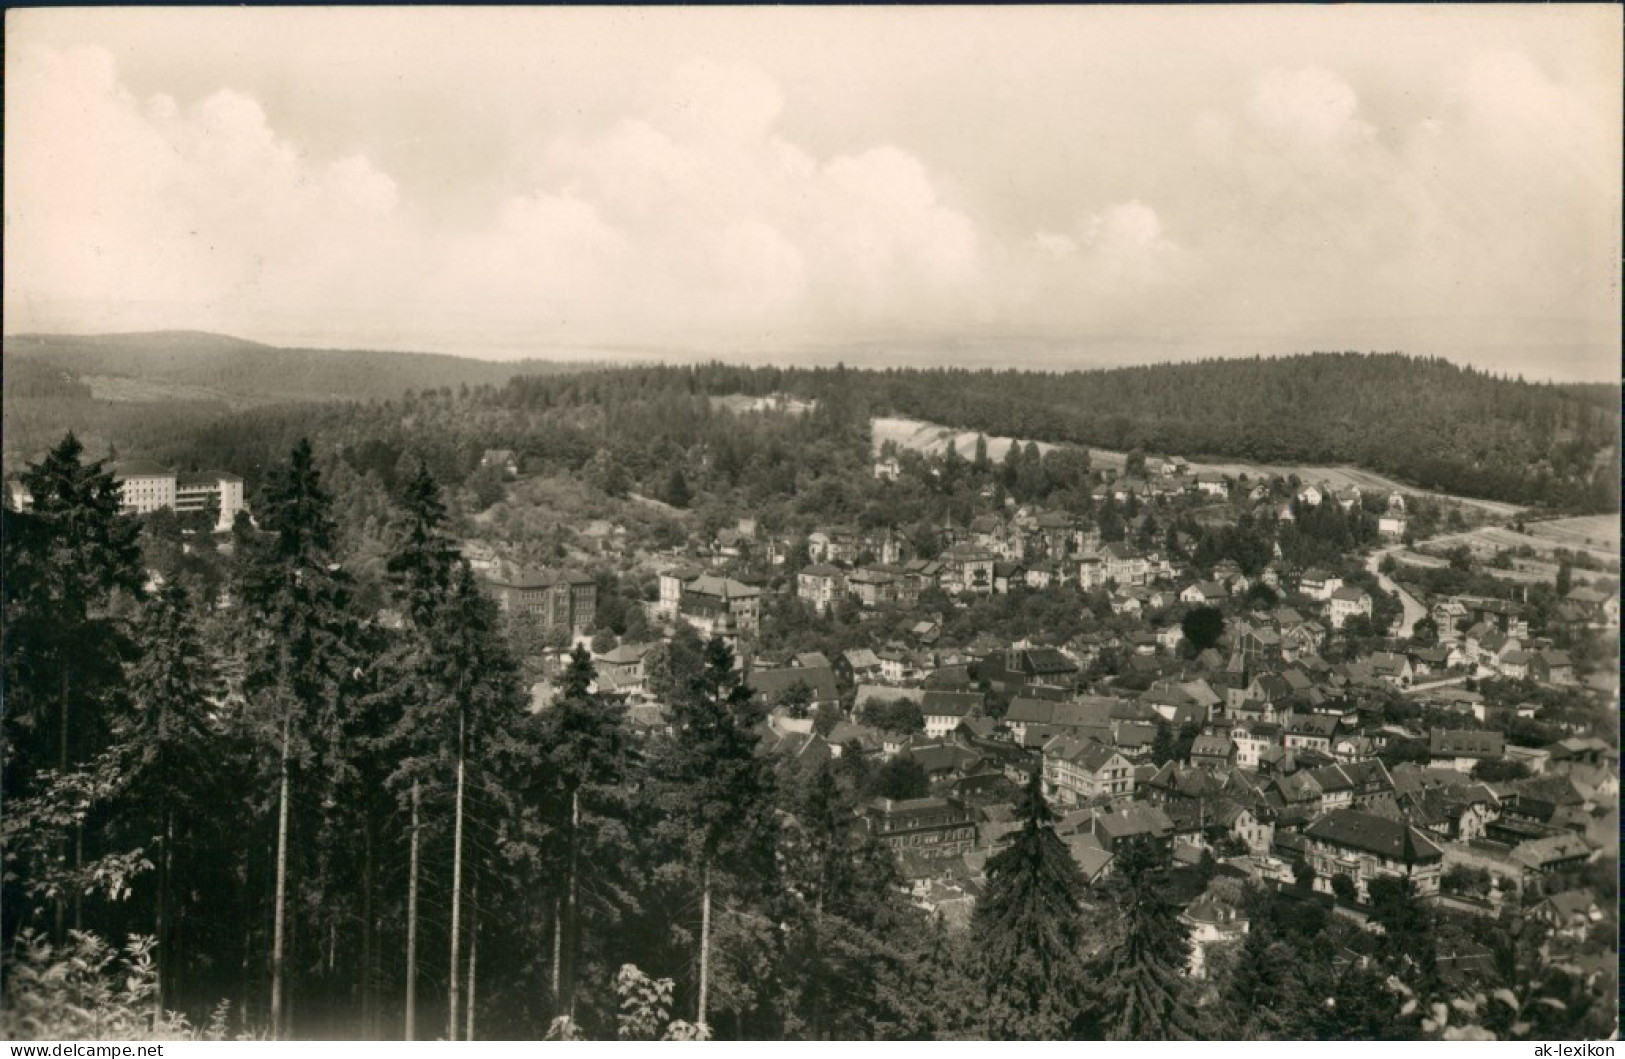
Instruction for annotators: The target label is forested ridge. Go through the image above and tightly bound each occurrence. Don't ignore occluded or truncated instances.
[4,332,596,406]
[63,351,1616,515]
[852,354,1618,510]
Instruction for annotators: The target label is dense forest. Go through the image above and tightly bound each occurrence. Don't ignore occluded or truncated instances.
[7,345,1612,514]
[852,355,1618,511]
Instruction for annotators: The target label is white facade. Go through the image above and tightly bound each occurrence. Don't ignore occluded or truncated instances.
[117,467,244,531]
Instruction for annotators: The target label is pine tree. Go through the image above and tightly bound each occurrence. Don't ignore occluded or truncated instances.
[535,644,628,1019]
[2,432,143,939]
[971,770,1091,1039]
[424,565,528,1041]
[781,760,917,1039]
[374,463,466,1038]
[237,438,360,1038]
[112,583,223,1010]
[661,637,776,1030]
[1088,836,1201,1041]
[663,467,691,509]
[386,461,461,628]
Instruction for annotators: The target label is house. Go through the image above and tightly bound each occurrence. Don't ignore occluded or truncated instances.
[1189,733,1237,770]
[1230,721,1280,770]
[1498,649,1533,681]
[846,567,898,608]
[1234,622,1283,663]
[840,648,885,684]
[1510,833,1592,877]
[1366,652,1413,688]
[873,455,903,481]
[981,646,1080,693]
[1533,890,1605,942]
[1409,644,1465,675]
[1328,586,1373,630]
[1564,586,1618,626]
[1308,760,1395,809]
[1180,893,1248,978]
[480,449,519,476]
[1283,714,1340,755]
[750,665,841,711]
[1299,569,1343,601]
[911,619,941,645]
[876,647,922,684]
[1429,729,1505,772]
[797,564,846,614]
[1432,600,1469,638]
[1193,473,1230,499]
[1545,737,1617,770]
[1002,697,1117,746]
[592,641,656,694]
[108,462,249,531]
[864,797,978,865]
[1063,835,1116,885]
[1302,809,1444,902]
[939,544,997,596]
[1099,543,1153,586]
[1214,801,1274,856]
[1180,581,1228,607]
[1296,484,1325,507]
[921,691,984,739]
[1091,803,1175,853]
[1529,649,1574,686]
[677,573,762,637]
[1043,738,1135,805]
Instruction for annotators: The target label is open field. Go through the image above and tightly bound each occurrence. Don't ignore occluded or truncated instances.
[872,416,1056,462]
[1523,515,1619,552]
[1417,514,1620,569]
[872,415,1524,516]
[81,373,247,407]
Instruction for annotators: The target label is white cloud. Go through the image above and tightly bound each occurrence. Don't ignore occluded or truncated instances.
[3,11,1617,379]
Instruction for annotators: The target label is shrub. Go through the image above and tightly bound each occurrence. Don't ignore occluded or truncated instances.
[1,930,232,1041]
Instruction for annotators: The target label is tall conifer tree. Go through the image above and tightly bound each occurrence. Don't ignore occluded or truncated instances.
[972,769,1090,1039]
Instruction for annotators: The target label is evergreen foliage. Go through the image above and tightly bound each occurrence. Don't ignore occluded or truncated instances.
[971,771,1091,1039]
[1086,837,1201,1041]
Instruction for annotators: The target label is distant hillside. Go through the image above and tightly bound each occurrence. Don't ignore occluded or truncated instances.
[856,353,1619,511]
[0,331,601,471]
[4,331,594,405]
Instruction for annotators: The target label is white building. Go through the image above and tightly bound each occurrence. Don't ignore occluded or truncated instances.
[113,463,245,531]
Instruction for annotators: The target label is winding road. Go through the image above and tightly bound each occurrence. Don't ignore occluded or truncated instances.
[1367,546,1429,639]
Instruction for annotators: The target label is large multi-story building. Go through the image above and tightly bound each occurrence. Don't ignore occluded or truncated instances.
[1302,808,1443,902]
[481,566,597,633]
[864,796,977,863]
[797,563,846,613]
[1042,737,1135,805]
[677,573,760,637]
[109,462,245,531]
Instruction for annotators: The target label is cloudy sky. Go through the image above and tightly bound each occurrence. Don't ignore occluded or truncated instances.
[5,6,1619,380]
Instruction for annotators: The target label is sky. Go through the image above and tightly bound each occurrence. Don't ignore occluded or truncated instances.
[5,6,1620,381]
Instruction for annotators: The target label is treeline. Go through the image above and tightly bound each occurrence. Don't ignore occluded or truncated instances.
[4,332,597,405]
[9,348,1613,513]
[855,354,1617,511]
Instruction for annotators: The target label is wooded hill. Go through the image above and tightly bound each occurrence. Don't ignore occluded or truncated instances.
[5,338,1617,513]
[4,331,593,405]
